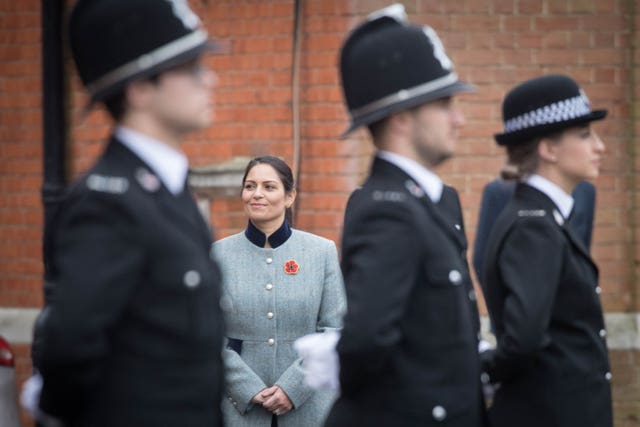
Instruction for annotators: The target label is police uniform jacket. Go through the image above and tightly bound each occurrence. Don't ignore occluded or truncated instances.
[326,157,486,427]
[37,137,224,427]
[213,222,346,427]
[481,182,612,427]
[473,179,596,282]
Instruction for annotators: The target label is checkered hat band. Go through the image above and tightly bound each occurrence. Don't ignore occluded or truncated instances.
[503,94,592,133]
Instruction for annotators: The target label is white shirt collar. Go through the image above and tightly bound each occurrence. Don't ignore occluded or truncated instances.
[377,150,443,203]
[115,126,189,195]
[525,174,574,219]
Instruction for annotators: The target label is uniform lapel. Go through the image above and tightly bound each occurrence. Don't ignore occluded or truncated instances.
[518,184,598,276]
[561,224,598,275]
[109,138,212,245]
[372,158,466,249]
[436,186,468,249]
[155,183,212,245]
[420,192,467,249]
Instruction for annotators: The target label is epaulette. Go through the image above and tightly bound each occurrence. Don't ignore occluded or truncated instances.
[372,190,407,202]
[86,174,129,194]
[517,209,545,217]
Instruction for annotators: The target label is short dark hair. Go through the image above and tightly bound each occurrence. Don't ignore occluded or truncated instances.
[101,74,161,121]
[102,91,127,121]
[242,156,295,223]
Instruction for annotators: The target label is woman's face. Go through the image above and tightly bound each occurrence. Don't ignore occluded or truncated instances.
[552,123,606,185]
[242,163,294,228]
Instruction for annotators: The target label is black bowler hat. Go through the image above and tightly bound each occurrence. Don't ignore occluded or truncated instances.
[495,74,607,146]
[69,0,218,104]
[339,3,474,136]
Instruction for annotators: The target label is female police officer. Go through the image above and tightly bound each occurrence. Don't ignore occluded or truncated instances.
[481,74,613,427]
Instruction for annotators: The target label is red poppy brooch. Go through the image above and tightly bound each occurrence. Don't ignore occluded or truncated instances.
[284,259,299,275]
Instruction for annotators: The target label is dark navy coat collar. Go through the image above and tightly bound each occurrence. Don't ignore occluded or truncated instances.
[245,219,292,248]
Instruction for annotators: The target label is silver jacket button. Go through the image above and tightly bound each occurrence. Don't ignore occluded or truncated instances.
[267,312,274,319]
[605,372,612,381]
[183,270,201,289]
[266,257,273,264]
[266,283,273,290]
[448,270,462,285]
[267,338,275,345]
[432,405,447,421]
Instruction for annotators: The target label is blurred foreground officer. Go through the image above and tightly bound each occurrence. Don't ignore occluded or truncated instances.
[481,75,613,427]
[33,1,225,426]
[325,4,487,426]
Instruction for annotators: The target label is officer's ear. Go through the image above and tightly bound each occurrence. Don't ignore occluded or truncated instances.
[125,79,157,112]
[386,110,414,138]
[537,135,561,164]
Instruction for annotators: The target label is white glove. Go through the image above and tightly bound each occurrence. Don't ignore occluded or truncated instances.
[478,339,495,353]
[293,331,340,392]
[20,373,42,418]
[21,373,64,427]
[477,339,499,404]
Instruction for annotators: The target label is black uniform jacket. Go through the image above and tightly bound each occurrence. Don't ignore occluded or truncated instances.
[326,157,486,427]
[481,183,612,427]
[37,138,224,427]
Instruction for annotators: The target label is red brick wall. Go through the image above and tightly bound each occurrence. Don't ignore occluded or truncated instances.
[0,1,43,310]
[1,0,638,426]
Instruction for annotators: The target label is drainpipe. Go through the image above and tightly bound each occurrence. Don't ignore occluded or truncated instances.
[34,0,68,374]
[40,0,67,277]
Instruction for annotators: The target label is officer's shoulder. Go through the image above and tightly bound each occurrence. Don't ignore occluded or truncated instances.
[356,180,420,205]
[515,209,547,218]
[511,207,568,232]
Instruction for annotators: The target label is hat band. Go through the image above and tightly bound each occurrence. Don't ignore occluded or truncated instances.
[349,72,459,121]
[503,94,592,134]
[86,29,209,98]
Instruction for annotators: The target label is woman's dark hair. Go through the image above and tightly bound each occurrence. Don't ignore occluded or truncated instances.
[242,156,295,224]
[502,131,563,180]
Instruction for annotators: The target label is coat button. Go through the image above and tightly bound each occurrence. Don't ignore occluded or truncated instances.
[481,372,490,384]
[267,338,275,345]
[266,283,273,290]
[595,286,602,294]
[599,329,607,338]
[183,270,201,288]
[605,372,612,381]
[432,405,447,421]
[266,258,273,264]
[468,290,476,301]
[448,270,462,285]
[454,224,461,230]
[267,312,274,319]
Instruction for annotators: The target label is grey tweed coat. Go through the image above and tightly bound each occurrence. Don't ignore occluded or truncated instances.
[213,229,346,427]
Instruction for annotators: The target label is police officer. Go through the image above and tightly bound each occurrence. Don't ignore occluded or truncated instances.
[325,4,486,426]
[480,74,612,427]
[34,1,224,426]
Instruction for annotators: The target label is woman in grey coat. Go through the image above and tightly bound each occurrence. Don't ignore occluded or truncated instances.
[213,156,346,427]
